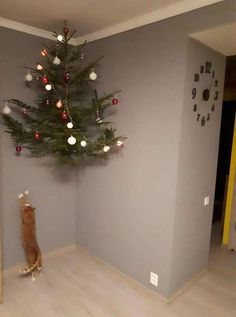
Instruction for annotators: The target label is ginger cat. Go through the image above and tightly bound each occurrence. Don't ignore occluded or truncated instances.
[18,190,42,281]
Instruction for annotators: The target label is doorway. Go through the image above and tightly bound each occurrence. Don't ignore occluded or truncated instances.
[211,56,236,245]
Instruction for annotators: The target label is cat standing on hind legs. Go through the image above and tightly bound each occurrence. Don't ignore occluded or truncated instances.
[18,190,42,281]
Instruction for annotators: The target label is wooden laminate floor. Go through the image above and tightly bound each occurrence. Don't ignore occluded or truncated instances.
[0,229,236,316]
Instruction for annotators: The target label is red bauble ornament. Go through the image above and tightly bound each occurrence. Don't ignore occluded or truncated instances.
[61,111,69,121]
[41,75,49,84]
[112,98,119,105]
[16,145,22,153]
[34,131,40,141]
[63,27,69,35]
[64,73,70,83]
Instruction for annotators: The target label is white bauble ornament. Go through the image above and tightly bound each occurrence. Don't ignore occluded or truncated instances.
[45,84,52,91]
[2,104,11,115]
[37,64,43,70]
[80,140,87,147]
[67,122,73,129]
[67,135,76,145]
[117,140,123,147]
[103,145,110,153]
[25,72,33,82]
[89,71,97,81]
[53,56,61,65]
[57,34,63,42]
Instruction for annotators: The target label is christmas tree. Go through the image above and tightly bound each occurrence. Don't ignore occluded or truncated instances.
[1,23,125,164]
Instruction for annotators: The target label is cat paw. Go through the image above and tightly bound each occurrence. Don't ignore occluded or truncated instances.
[31,276,36,282]
[21,267,28,274]
[24,190,29,195]
[18,193,24,199]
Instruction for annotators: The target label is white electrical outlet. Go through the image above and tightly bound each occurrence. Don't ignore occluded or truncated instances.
[150,272,158,287]
[204,196,210,206]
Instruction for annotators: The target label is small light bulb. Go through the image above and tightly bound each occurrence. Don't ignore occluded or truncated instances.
[57,34,63,42]
[89,71,97,81]
[103,145,110,153]
[56,100,63,108]
[41,49,47,56]
[67,122,73,129]
[67,135,76,145]
[45,84,52,91]
[37,64,43,70]
[2,104,11,115]
[80,140,87,147]
[25,72,33,82]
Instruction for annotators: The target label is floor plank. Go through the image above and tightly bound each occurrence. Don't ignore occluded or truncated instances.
[0,227,236,317]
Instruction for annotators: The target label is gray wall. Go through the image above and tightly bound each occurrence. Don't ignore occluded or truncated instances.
[0,27,77,268]
[76,21,187,298]
[169,39,225,295]
[76,1,232,298]
[0,0,235,299]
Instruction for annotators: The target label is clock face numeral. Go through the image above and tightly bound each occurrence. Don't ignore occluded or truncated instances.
[192,61,218,127]
[194,73,200,82]
[214,91,219,101]
[205,61,212,74]
[201,116,206,126]
[192,88,197,99]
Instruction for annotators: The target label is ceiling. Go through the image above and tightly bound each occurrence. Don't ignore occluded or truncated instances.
[0,0,223,45]
[191,22,236,56]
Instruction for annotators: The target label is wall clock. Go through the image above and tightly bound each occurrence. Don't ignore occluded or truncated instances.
[192,61,219,127]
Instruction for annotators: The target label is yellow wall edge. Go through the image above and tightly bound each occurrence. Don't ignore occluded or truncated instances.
[223,115,236,245]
